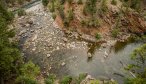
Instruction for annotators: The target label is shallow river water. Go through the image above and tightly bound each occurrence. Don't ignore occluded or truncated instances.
[48,41,142,83]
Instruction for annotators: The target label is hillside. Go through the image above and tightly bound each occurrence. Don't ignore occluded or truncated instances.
[44,0,146,42]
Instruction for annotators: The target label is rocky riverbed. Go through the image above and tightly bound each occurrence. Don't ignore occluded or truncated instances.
[14,3,89,74]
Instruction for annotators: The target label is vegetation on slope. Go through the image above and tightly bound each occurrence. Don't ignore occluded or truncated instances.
[0,1,40,84]
[125,44,146,84]
[42,0,146,41]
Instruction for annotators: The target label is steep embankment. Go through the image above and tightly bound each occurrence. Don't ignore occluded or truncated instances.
[51,0,146,42]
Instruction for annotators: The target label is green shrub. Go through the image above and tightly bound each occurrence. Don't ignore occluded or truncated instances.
[17,0,24,5]
[67,8,74,21]
[42,0,49,6]
[99,0,108,13]
[60,76,72,84]
[111,0,117,5]
[111,29,119,38]
[83,0,97,15]
[48,1,55,12]
[67,0,73,4]
[130,0,141,11]
[54,0,61,10]
[0,4,19,82]
[52,13,56,20]
[63,18,70,27]
[60,0,66,4]
[16,61,40,83]
[75,73,87,84]
[89,18,100,27]
[0,3,14,21]
[124,44,146,84]
[58,5,65,20]
[45,74,56,84]
[81,20,86,26]
[17,8,26,16]
[15,76,37,84]
[95,33,101,40]
[77,0,83,4]
[81,18,100,27]
[90,80,100,84]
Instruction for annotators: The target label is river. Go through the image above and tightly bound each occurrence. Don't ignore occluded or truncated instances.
[14,1,143,84]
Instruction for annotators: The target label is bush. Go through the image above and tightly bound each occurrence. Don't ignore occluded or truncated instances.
[67,0,73,4]
[75,73,87,84]
[15,76,37,84]
[42,0,49,6]
[67,8,74,21]
[95,33,101,40]
[89,18,100,27]
[17,8,26,16]
[81,20,86,26]
[111,0,117,5]
[15,61,40,83]
[77,0,83,4]
[99,0,108,13]
[60,0,66,4]
[90,80,100,84]
[48,2,55,12]
[81,18,100,27]
[45,74,56,84]
[52,13,56,20]
[60,76,72,84]
[111,29,119,38]
[83,0,97,15]
[58,5,65,20]
[63,18,70,27]
[0,3,14,21]
[124,44,146,84]
[17,0,24,5]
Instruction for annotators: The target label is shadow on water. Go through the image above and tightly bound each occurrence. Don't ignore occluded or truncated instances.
[87,43,100,62]
[113,37,136,53]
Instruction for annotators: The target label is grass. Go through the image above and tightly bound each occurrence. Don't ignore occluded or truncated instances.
[42,0,49,6]
[45,74,56,84]
[17,8,26,16]
[111,29,119,38]
[95,33,101,40]
[60,76,72,84]
[111,0,117,5]
[77,0,83,4]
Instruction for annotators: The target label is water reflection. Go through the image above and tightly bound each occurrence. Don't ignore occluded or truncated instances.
[113,37,135,53]
[87,43,100,62]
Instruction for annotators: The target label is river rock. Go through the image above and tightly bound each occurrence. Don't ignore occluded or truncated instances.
[62,37,67,42]
[80,75,96,84]
[32,34,37,41]
[61,62,66,66]
[81,34,97,42]
[56,46,60,50]
[87,53,92,58]
[47,54,51,58]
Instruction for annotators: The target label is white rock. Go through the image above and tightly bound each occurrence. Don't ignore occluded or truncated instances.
[32,47,36,51]
[61,62,66,66]
[32,34,37,41]
[105,51,108,56]
[87,53,92,58]
[47,54,51,58]
[56,46,59,50]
